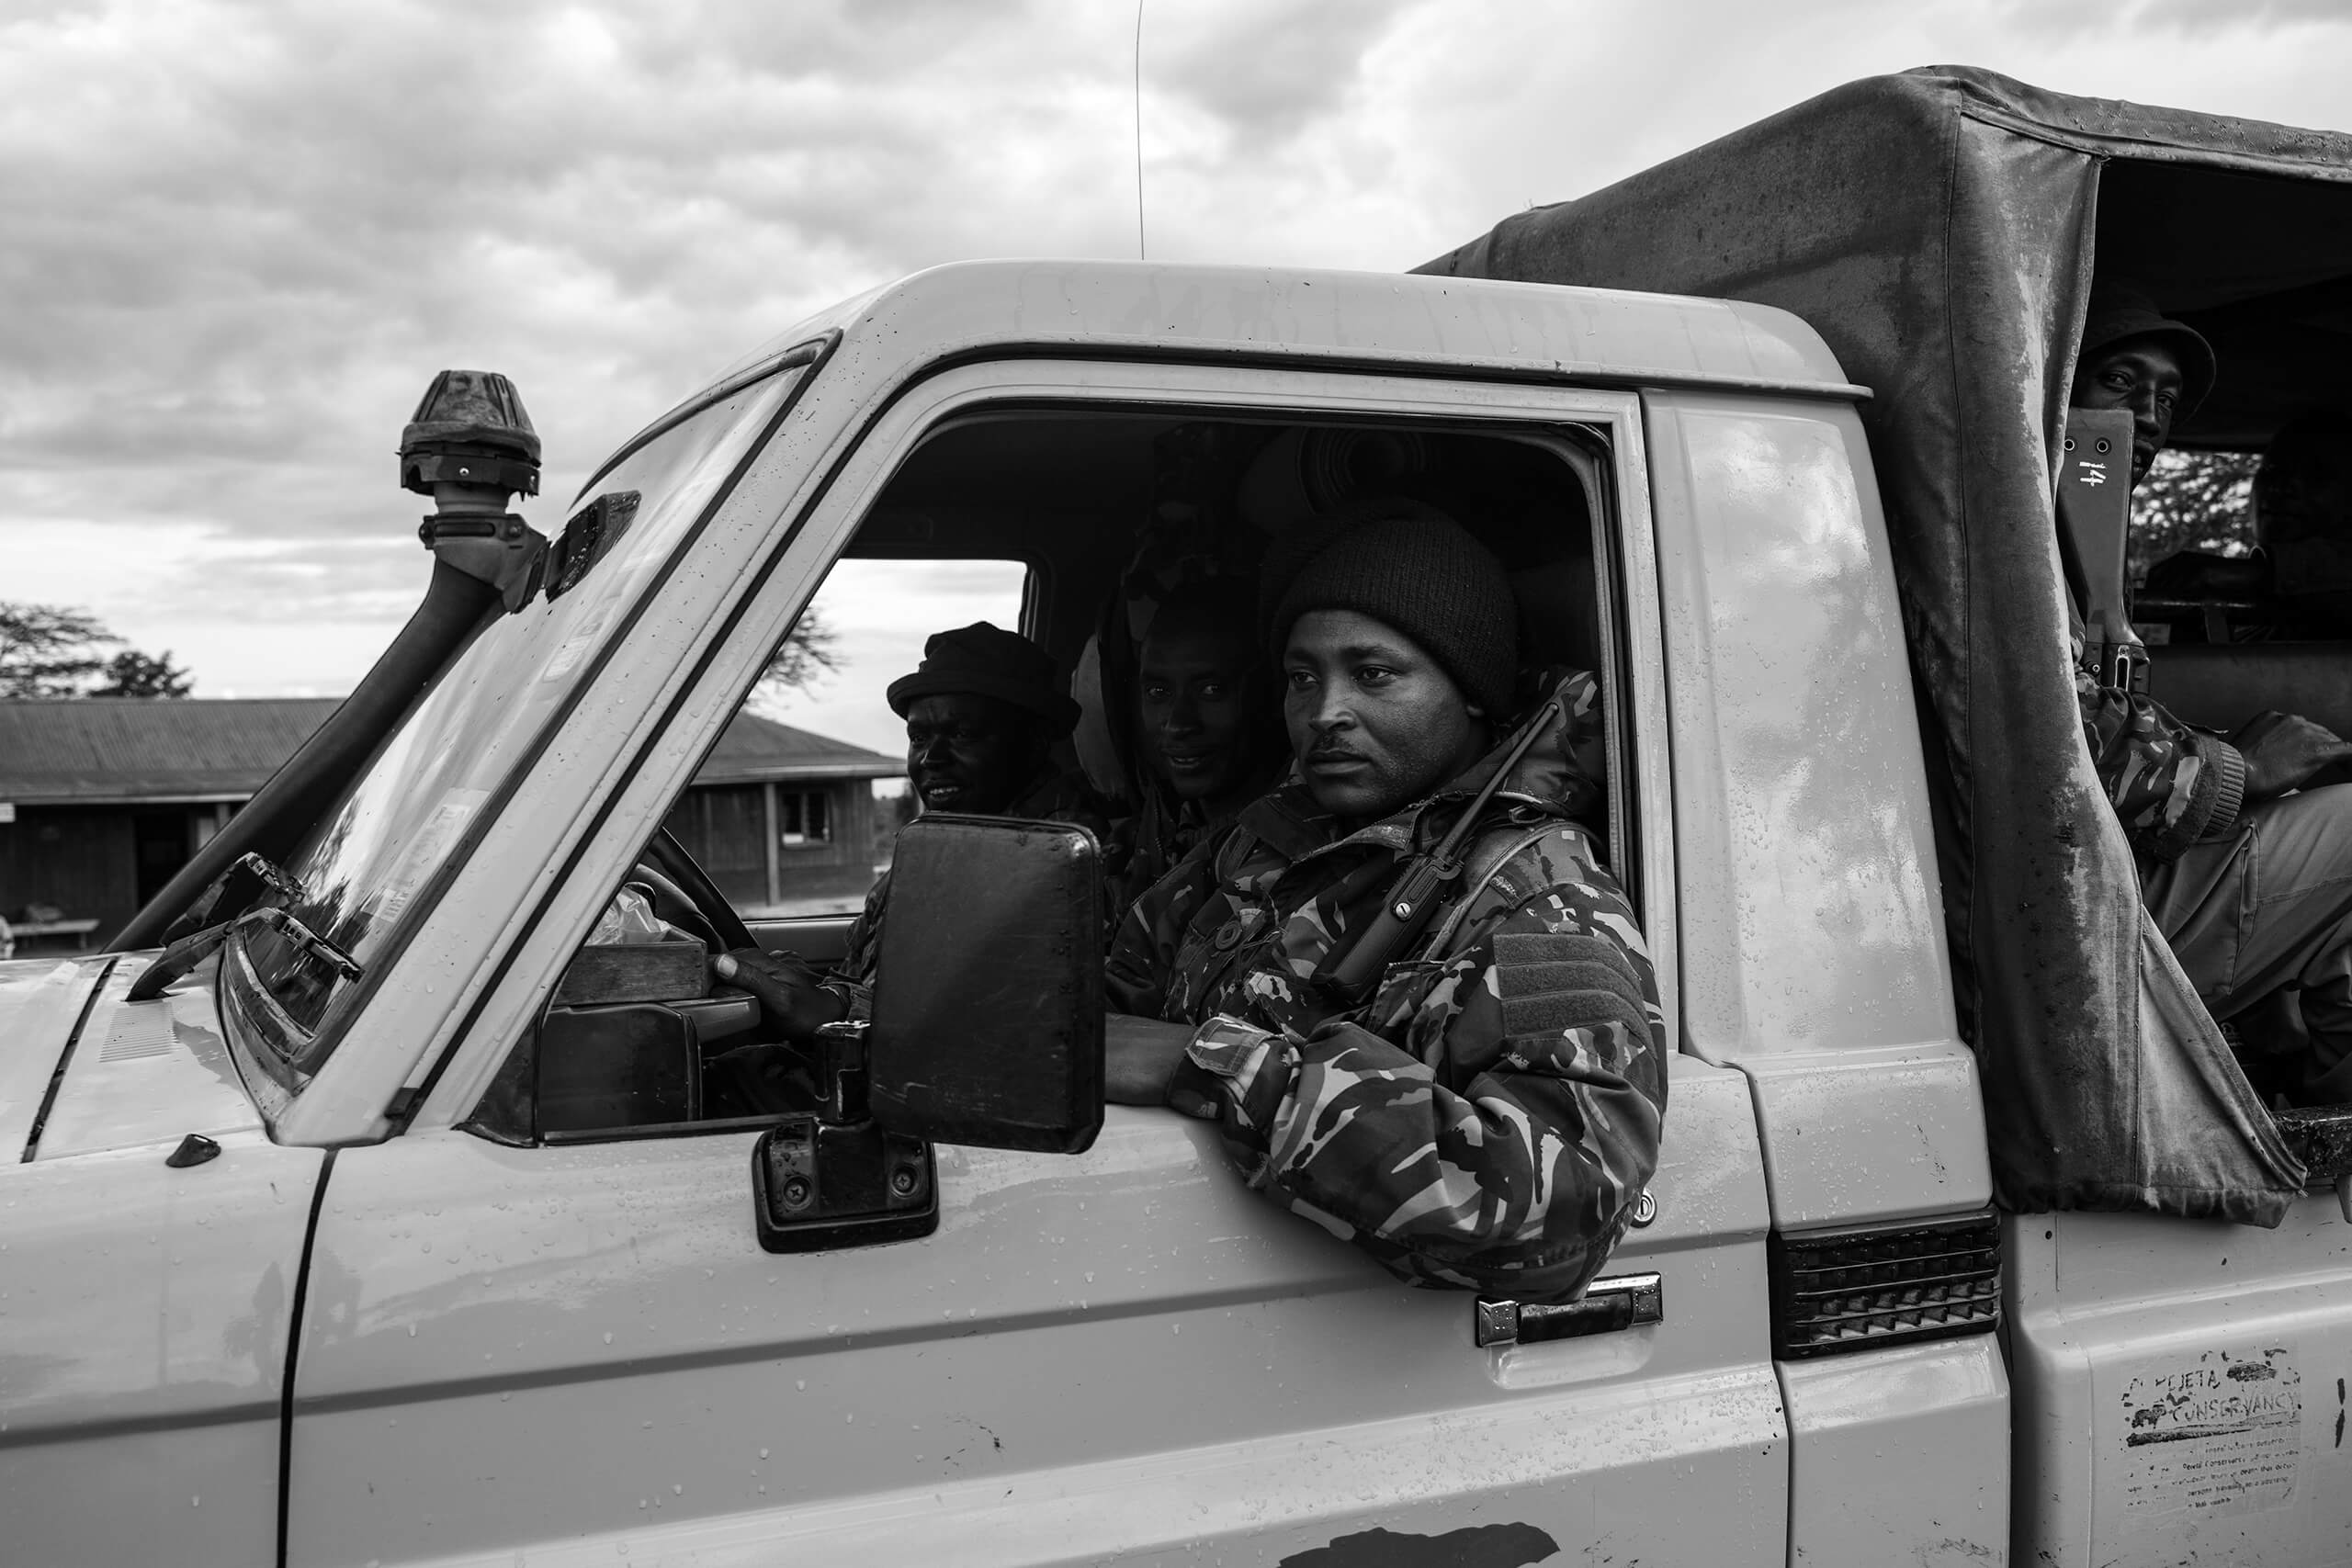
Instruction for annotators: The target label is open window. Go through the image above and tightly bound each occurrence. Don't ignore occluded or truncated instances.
[656,556,1030,938]
[466,400,1650,1148]
[2088,162,2352,739]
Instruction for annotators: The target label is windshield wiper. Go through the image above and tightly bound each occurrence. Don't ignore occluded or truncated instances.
[127,853,359,1002]
[244,905,363,982]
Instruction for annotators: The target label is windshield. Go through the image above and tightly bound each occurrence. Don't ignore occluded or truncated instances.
[226,347,820,1086]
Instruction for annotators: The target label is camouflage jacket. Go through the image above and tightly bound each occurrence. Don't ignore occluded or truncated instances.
[1103,671,1667,1301]
[834,768,1117,1007]
[2071,619,2245,863]
[1104,782,1266,931]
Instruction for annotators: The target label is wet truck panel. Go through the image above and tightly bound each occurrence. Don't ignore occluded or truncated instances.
[0,1099,323,1563]
[2008,1204,2352,1568]
[1644,386,2009,1561]
[288,1057,1779,1566]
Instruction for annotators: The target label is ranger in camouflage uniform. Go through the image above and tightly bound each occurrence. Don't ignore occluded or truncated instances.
[1104,504,1667,1301]
[1105,576,1284,922]
[2070,288,2352,1101]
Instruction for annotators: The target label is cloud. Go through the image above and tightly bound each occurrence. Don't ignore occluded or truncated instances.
[2003,0,2352,37]
[3,0,2349,706]
[1148,0,1416,146]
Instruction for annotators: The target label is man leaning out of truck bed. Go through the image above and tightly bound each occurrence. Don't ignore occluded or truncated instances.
[1100,501,1668,1303]
[2072,286,2352,1104]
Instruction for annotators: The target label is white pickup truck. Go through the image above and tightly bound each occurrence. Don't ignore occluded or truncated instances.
[6,67,2352,1568]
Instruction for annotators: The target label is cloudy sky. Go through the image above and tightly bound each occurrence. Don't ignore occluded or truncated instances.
[6,0,2350,757]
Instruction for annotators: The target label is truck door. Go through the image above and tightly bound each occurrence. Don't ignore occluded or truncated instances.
[285,358,1788,1565]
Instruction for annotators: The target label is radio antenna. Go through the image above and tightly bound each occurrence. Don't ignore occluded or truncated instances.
[1132,0,1147,260]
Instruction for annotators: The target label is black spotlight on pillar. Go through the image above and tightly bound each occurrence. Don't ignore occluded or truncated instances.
[110,371,553,952]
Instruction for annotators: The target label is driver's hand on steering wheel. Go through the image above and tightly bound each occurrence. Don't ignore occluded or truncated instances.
[711,947,851,1042]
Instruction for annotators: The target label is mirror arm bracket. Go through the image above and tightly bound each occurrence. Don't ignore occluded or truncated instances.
[751,1021,937,1254]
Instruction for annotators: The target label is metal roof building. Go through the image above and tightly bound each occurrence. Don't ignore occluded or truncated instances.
[0,699,900,943]
[0,698,898,805]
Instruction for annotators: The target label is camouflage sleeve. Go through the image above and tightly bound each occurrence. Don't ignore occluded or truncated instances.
[1102,833,1221,1020]
[2074,659,2245,862]
[1168,845,1668,1302]
[821,871,891,1022]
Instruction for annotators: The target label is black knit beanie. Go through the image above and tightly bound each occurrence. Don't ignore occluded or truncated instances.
[1264,501,1519,716]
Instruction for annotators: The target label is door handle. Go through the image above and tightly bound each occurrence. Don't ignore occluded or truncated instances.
[1476,1272,1663,1348]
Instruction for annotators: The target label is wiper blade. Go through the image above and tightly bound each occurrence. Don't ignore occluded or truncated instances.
[244,906,363,983]
[158,852,305,947]
[128,854,354,1003]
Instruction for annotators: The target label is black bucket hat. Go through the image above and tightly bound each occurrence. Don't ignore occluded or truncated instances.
[2080,282,2218,420]
[885,622,1080,736]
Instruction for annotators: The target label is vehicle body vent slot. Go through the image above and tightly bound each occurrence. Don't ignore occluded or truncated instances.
[1769,1207,2001,1359]
[96,1009,178,1063]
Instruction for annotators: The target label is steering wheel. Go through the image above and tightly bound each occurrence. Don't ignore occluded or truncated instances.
[642,829,757,953]
[635,829,853,1053]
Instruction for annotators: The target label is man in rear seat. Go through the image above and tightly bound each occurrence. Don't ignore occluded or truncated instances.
[1107,576,1283,922]
[2070,286,2352,1102]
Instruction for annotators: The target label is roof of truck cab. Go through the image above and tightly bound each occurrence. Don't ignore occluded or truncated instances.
[703,259,1864,409]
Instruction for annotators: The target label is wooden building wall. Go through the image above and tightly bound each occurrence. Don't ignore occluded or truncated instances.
[0,802,238,950]
[661,779,881,910]
[1,780,879,951]
[0,807,137,948]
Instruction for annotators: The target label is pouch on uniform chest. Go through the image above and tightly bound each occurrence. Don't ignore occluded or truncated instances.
[1167,846,1442,1032]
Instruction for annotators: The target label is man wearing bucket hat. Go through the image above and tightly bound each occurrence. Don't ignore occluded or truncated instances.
[881,621,1094,822]
[1102,501,1667,1300]
[2065,287,2352,1103]
[711,622,1112,1052]
[2070,282,2216,490]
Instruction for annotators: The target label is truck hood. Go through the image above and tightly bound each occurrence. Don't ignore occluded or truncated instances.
[0,952,266,1162]
[0,953,111,1157]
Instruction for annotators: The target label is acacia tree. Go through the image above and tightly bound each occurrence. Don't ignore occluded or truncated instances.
[757,608,842,695]
[91,649,196,698]
[2126,449,2260,585]
[0,604,114,696]
[0,603,194,698]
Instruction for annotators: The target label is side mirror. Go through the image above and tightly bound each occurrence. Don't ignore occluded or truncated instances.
[867,814,1104,1154]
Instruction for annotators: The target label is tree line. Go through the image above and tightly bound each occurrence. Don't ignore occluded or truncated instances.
[0,604,195,699]
[2127,449,2260,585]
[0,601,841,704]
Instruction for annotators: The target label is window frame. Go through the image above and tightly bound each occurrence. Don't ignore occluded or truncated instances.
[779,789,830,847]
[411,359,1679,1134]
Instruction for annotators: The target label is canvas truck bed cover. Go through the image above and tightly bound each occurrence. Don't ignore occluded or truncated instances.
[1421,66,2352,1222]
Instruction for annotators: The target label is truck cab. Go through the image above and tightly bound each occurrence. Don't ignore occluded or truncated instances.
[7,73,2352,1568]
[6,259,2011,1566]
